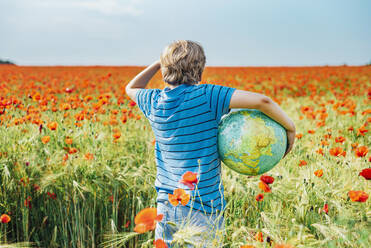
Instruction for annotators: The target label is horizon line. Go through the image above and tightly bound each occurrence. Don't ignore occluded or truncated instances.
[2,64,370,68]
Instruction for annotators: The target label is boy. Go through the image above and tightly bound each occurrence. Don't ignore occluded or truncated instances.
[126,40,296,247]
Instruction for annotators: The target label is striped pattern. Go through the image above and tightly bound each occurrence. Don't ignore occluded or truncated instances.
[136,83,236,214]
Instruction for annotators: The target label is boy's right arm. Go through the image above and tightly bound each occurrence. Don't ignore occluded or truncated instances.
[229,90,296,158]
[125,60,161,102]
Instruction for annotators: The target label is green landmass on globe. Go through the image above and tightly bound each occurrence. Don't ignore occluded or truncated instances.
[218,109,287,175]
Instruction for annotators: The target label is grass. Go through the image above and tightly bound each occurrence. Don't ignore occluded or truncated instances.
[0,66,370,247]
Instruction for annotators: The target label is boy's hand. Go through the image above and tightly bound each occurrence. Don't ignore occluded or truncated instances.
[283,129,295,159]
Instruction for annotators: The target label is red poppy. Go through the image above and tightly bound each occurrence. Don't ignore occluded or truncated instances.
[254,232,263,242]
[357,125,368,136]
[65,87,74,93]
[41,136,50,144]
[85,153,94,160]
[351,143,359,150]
[316,148,324,155]
[180,171,198,190]
[322,203,328,214]
[323,133,332,140]
[168,189,190,206]
[321,140,329,146]
[153,239,168,248]
[316,121,325,127]
[308,130,315,134]
[260,175,274,184]
[359,168,371,180]
[63,153,69,162]
[124,220,131,228]
[362,109,371,115]
[134,208,163,234]
[295,133,303,139]
[258,181,271,193]
[47,192,57,200]
[355,146,368,157]
[61,103,71,110]
[24,196,32,209]
[47,121,58,130]
[348,191,368,202]
[68,147,78,154]
[314,169,323,177]
[113,132,121,140]
[329,147,346,157]
[299,160,307,166]
[121,115,127,124]
[65,137,73,145]
[334,136,345,143]
[0,214,11,223]
[255,194,264,201]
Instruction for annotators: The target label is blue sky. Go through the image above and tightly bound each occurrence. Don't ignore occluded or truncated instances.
[0,0,370,66]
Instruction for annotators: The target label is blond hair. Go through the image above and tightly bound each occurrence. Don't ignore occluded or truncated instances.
[160,40,206,86]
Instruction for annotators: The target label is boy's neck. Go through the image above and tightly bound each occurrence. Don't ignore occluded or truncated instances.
[166,84,177,89]
[165,82,199,89]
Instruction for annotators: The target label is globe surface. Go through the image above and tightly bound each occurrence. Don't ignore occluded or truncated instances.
[218,109,287,175]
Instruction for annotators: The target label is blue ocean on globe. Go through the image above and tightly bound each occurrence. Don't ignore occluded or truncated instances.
[217,109,287,175]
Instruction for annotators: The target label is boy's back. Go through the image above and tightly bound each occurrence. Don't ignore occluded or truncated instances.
[136,83,235,214]
[126,40,296,246]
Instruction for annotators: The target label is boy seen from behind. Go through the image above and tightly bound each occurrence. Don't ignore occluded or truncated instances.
[126,40,296,247]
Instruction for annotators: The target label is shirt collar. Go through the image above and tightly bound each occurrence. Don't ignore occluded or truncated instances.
[163,84,190,96]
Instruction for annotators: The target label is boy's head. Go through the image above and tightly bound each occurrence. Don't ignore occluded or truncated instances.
[160,40,206,86]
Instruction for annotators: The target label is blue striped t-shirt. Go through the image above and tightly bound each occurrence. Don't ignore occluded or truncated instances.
[136,83,236,214]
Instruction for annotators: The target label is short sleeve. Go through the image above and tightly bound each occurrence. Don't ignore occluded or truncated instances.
[135,88,161,118]
[204,84,236,123]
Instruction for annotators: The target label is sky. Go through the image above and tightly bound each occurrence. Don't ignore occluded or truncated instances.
[0,0,370,66]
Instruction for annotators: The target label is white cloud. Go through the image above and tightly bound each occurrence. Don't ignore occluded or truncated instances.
[32,0,144,16]
[72,0,144,16]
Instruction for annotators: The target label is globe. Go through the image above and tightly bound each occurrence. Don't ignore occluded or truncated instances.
[217,109,287,175]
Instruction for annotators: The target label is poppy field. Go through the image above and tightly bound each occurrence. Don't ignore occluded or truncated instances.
[0,65,370,248]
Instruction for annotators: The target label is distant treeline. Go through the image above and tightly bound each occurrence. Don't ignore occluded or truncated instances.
[0,59,16,65]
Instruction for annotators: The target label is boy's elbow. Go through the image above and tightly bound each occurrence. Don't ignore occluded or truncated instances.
[125,85,136,100]
[257,96,273,110]
[261,96,272,105]
[125,84,134,95]
[125,84,131,92]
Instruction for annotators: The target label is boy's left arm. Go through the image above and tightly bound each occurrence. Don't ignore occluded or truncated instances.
[125,60,161,102]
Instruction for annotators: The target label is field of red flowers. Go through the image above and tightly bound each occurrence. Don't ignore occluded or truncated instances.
[0,65,370,247]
